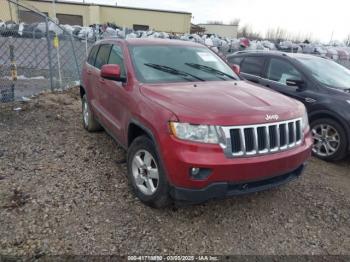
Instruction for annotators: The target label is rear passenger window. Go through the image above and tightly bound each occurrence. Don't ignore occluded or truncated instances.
[95,44,112,69]
[241,56,265,76]
[228,56,244,66]
[87,45,99,65]
[108,45,126,78]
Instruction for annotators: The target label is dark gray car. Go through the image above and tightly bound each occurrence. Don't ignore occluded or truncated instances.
[227,51,350,161]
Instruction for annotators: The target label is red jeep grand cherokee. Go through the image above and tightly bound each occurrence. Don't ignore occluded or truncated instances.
[81,39,312,207]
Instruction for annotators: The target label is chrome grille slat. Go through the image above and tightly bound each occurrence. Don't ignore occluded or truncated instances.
[285,123,289,148]
[239,128,246,155]
[276,124,280,151]
[253,127,258,153]
[222,118,303,158]
[265,126,270,152]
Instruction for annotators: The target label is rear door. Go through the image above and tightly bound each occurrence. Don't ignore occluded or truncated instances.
[98,44,129,142]
[84,45,99,110]
[91,44,112,124]
[239,56,266,84]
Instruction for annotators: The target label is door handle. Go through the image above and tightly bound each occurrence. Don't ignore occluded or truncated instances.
[265,84,270,87]
[87,70,92,75]
[99,78,105,83]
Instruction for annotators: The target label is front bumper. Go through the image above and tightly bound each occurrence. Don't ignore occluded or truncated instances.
[170,164,305,203]
[159,131,312,189]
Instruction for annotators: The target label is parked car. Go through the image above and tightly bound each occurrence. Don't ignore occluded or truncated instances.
[81,39,312,207]
[227,51,350,161]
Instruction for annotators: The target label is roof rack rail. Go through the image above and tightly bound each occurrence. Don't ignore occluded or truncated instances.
[231,50,286,55]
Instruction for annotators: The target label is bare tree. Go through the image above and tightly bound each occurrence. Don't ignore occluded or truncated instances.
[238,24,262,40]
[345,34,350,46]
[206,20,223,25]
[229,18,240,26]
[265,27,313,42]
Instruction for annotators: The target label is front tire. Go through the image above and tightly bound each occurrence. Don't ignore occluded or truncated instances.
[311,118,348,161]
[127,136,171,208]
[82,94,102,132]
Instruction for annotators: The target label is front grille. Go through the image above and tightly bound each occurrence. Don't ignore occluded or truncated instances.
[225,118,303,157]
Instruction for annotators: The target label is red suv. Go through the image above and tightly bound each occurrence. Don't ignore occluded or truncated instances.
[81,39,312,207]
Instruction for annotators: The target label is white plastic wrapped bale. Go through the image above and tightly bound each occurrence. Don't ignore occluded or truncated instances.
[191,34,203,43]
[78,26,94,39]
[335,48,350,60]
[48,21,63,36]
[204,37,214,47]
[102,27,118,38]
[61,24,75,35]
[261,40,276,50]
[326,48,339,60]
[126,32,137,39]
[18,22,25,36]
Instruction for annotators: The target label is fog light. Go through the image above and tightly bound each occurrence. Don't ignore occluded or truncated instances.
[189,167,212,179]
[191,167,200,176]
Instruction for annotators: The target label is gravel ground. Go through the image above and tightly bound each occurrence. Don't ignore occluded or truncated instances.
[0,87,349,256]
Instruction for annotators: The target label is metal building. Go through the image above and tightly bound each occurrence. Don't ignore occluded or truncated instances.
[197,23,238,38]
[1,0,192,33]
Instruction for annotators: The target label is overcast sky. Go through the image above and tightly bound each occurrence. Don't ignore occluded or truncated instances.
[86,0,349,42]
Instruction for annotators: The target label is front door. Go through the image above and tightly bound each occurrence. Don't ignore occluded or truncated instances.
[98,44,129,142]
[260,57,314,111]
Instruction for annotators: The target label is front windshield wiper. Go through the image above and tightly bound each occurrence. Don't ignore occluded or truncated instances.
[185,63,237,80]
[144,63,205,82]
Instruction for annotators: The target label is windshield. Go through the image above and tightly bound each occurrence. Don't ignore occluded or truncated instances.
[129,45,237,83]
[297,56,350,90]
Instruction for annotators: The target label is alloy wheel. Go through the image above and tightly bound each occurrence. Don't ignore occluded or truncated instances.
[83,100,89,126]
[312,124,340,157]
[131,150,159,196]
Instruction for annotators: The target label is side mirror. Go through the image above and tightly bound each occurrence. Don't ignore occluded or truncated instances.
[231,64,240,75]
[286,79,305,89]
[100,64,124,82]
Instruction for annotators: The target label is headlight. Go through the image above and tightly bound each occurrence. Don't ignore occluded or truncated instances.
[302,110,309,132]
[169,122,223,144]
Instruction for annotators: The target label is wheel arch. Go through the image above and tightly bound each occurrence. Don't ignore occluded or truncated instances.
[309,110,350,150]
[80,85,86,99]
[127,119,173,185]
[127,119,157,148]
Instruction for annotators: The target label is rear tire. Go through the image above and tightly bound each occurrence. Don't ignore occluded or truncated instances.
[82,94,102,132]
[127,136,171,208]
[311,118,347,161]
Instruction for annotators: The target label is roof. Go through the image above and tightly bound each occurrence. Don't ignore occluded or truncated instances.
[127,38,204,47]
[98,38,204,47]
[227,50,329,60]
[198,23,239,27]
[26,0,192,15]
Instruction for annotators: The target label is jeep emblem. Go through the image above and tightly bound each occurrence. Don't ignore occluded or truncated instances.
[265,114,279,121]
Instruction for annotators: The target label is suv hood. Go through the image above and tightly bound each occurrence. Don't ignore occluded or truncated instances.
[140,80,305,126]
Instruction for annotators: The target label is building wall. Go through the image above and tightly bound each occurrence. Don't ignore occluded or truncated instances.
[99,7,191,33]
[198,24,238,38]
[0,0,191,33]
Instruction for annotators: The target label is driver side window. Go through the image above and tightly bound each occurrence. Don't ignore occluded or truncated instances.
[108,45,126,78]
[267,58,302,85]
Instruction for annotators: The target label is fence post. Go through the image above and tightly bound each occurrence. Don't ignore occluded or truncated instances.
[69,34,82,84]
[32,30,38,68]
[45,17,54,92]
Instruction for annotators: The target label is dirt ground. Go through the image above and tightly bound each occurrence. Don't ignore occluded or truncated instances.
[0,87,349,256]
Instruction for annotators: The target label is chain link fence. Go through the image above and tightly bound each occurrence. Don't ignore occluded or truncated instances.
[1,0,350,103]
[0,0,93,102]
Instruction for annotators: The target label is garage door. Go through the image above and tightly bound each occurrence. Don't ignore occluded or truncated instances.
[56,14,83,26]
[133,24,149,31]
[19,10,48,23]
